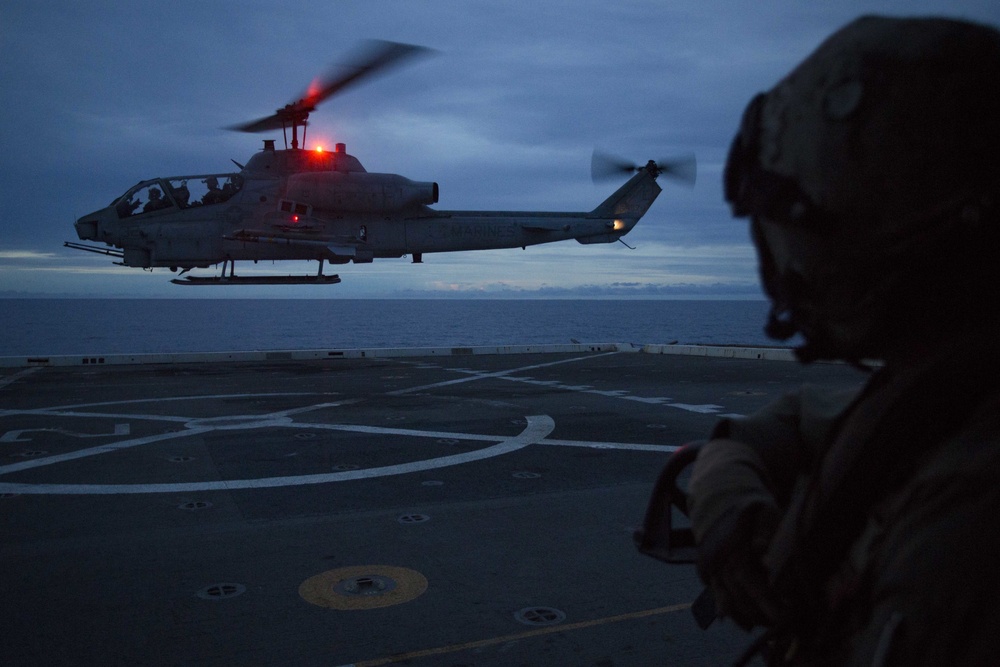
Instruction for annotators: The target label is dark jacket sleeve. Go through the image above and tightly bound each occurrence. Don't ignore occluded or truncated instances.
[689,385,859,545]
[708,384,859,504]
[843,404,1000,666]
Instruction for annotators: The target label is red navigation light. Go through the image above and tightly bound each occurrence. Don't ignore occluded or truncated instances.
[292,215,299,223]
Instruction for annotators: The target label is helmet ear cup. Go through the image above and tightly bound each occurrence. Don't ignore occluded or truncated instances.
[751,217,855,361]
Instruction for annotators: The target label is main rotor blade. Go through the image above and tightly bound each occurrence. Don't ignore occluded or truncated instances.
[228,40,433,134]
[229,114,296,134]
[300,40,433,109]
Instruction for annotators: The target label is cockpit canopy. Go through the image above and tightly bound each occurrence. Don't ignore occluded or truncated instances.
[115,174,244,218]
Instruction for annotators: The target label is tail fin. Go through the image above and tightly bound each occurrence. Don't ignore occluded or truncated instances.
[591,167,662,220]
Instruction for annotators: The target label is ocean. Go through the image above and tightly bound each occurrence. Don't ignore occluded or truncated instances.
[0,299,778,357]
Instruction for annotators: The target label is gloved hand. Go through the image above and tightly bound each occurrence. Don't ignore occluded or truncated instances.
[696,501,782,629]
[688,438,784,629]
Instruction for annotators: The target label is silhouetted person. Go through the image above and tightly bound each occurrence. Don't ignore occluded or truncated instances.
[650,15,1000,666]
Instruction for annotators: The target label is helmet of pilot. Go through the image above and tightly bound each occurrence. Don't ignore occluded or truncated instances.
[724,15,1000,363]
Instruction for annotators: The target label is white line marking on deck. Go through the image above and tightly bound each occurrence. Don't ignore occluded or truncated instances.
[0,416,555,495]
[389,354,727,414]
[386,352,621,395]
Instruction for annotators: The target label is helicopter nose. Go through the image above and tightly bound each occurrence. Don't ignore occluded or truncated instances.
[74,217,98,240]
[74,210,107,241]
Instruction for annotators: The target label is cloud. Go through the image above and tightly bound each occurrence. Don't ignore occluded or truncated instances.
[0,265,130,275]
[0,250,57,260]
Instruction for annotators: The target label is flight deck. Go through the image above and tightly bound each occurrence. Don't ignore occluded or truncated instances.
[0,345,866,666]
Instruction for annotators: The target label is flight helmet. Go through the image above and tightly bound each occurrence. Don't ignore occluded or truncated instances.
[724,15,1000,362]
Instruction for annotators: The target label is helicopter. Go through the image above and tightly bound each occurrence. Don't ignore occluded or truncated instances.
[66,40,695,286]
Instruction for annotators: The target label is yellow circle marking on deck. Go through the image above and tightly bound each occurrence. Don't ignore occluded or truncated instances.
[299,565,428,610]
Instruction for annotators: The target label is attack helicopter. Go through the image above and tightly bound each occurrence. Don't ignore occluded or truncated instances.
[66,40,695,285]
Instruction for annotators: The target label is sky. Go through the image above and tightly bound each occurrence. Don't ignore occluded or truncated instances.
[2,0,998,299]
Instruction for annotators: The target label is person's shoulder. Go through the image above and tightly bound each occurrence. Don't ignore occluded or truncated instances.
[926,388,1000,479]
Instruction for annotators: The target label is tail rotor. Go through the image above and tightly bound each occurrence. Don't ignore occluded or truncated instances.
[591,150,697,187]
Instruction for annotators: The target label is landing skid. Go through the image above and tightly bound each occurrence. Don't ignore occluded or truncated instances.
[171,259,342,286]
[171,274,342,285]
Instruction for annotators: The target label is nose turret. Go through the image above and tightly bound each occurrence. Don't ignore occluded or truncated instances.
[65,206,130,264]
[74,205,120,243]
[74,211,103,241]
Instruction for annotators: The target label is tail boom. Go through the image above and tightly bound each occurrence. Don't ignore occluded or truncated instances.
[401,164,662,252]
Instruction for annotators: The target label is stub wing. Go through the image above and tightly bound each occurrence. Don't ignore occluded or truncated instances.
[224,229,372,262]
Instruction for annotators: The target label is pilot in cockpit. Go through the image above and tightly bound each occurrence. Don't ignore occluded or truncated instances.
[142,187,169,213]
[201,176,224,205]
[171,180,190,208]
